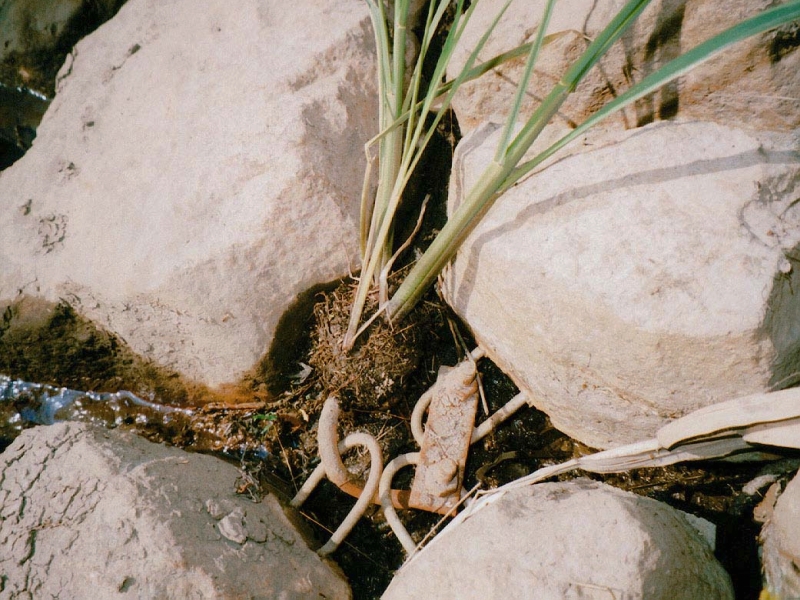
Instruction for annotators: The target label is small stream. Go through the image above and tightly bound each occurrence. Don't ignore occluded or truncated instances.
[0,374,192,450]
[0,374,274,461]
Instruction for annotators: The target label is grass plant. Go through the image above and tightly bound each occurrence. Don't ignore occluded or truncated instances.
[344,0,511,350]
[346,0,800,347]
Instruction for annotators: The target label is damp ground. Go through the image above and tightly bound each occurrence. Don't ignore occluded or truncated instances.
[2,285,797,600]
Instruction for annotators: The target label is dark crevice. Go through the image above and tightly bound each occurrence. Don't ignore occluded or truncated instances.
[0,0,129,170]
[769,21,800,63]
[764,244,800,392]
[634,2,684,127]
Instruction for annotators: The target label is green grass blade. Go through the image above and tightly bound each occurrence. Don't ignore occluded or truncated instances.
[391,0,409,118]
[401,0,451,115]
[361,0,397,257]
[503,0,651,163]
[385,1,654,321]
[384,160,509,322]
[372,0,474,272]
[347,0,412,349]
[505,0,800,188]
[433,30,581,103]
[370,0,496,260]
[495,0,557,161]
[347,0,469,348]
[401,0,457,161]
[398,0,514,190]
[387,0,800,323]
[367,31,575,148]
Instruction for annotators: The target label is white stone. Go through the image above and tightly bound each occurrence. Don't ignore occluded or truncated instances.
[761,470,800,599]
[0,422,352,599]
[442,119,800,448]
[217,507,247,544]
[383,479,733,600]
[0,0,377,386]
[447,0,800,136]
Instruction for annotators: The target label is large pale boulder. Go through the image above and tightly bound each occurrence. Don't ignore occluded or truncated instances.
[0,0,376,387]
[383,479,733,600]
[760,470,800,598]
[447,0,800,135]
[442,119,800,448]
[0,422,351,598]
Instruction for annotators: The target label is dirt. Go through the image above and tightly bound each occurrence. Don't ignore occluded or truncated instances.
[233,291,795,599]
[2,280,798,599]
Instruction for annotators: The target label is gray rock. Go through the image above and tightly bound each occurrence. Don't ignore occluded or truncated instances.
[760,470,800,598]
[0,0,376,387]
[442,119,800,448]
[217,507,248,544]
[0,422,351,599]
[447,0,800,135]
[383,479,733,600]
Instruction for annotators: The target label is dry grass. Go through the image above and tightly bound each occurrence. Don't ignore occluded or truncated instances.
[308,275,438,412]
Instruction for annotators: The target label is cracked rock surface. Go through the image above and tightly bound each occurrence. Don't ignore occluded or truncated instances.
[0,422,351,599]
[443,119,800,449]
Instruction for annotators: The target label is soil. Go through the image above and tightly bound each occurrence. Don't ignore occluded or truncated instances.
[245,296,797,599]
[3,282,795,599]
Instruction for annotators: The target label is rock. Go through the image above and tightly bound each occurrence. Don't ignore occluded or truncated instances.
[442,118,800,448]
[0,422,352,599]
[760,470,800,599]
[383,479,733,600]
[0,0,376,387]
[447,0,800,135]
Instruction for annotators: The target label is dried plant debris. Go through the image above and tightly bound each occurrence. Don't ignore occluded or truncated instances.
[307,278,442,412]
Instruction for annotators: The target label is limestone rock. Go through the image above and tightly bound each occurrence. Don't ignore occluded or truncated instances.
[442,119,800,448]
[0,422,352,599]
[0,0,376,387]
[383,479,733,600]
[447,0,800,135]
[760,470,800,598]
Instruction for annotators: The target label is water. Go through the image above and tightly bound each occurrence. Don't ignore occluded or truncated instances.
[0,374,194,450]
[0,374,276,460]
[0,82,51,169]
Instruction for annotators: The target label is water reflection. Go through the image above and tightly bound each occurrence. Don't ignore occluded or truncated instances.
[0,374,271,459]
[0,374,193,450]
